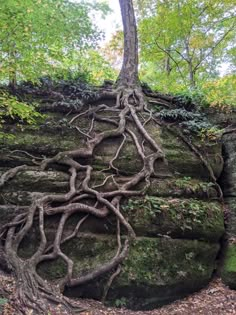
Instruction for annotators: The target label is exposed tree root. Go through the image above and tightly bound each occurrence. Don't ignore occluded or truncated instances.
[0,85,166,314]
[0,79,223,314]
[222,127,236,136]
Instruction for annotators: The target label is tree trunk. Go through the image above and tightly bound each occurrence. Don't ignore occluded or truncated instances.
[117,0,139,88]
[188,62,196,88]
[8,74,17,90]
[8,46,17,90]
[184,39,196,88]
[165,50,172,76]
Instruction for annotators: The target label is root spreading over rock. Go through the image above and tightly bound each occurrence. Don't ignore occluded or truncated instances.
[0,84,169,314]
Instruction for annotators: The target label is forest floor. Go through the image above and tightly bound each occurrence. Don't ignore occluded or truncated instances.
[1,271,236,315]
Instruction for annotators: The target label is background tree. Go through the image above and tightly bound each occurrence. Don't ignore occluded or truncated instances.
[0,0,109,87]
[137,0,236,90]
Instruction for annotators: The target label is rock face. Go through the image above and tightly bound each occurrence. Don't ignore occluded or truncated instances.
[220,132,236,289]
[0,106,225,310]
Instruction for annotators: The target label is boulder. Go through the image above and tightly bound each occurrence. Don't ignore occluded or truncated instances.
[36,234,219,310]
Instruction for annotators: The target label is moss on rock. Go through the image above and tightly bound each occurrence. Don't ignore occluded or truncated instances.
[160,128,223,180]
[221,243,236,290]
[0,168,69,193]
[57,234,220,310]
[121,197,224,241]
[0,108,226,309]
[0,116,223,180]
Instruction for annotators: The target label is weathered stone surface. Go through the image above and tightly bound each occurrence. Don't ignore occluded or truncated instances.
[0,117,223,179]
[36,234,219,310]
[64,197,224,242]
[0,127,84,163]
[0,165,219,202]
[0,191,35,206]
[120,197,224,241]
[221,243,236,290]
[221,133,236,197]
[0,168,69,193]
[0,195,224,242]
[224,198,236,237]
[0,108,226,309]
[220,132,236,289]
[160,128,223,180]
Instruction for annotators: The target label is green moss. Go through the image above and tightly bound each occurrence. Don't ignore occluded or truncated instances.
[225,246,236,270]
[122,197,224,241]
[135,177,218,199]
[61,234,219,310]
[16,229,220,310]
[222,244,236,289]
[1,169,69,193]
[119,238,218,286]
[0,126,81,156]
[160,128,223,179]
[36,235,218,285]
[38,257,67,280]
[62,234,116,276]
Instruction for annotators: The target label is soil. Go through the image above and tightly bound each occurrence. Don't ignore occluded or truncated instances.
[1,271,235,315]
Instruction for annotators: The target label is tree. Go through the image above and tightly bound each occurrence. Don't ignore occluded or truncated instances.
[137,0,236,89]
[0,1,167,314]
[0,0,108,87]
[117,0,139,87]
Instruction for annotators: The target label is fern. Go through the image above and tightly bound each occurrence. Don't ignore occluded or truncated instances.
[159,109,201,122]
[159,108,214,134]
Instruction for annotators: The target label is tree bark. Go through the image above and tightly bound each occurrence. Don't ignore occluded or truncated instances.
[165,49,172,76]
[117,0,139,88]
[184,39,196,88]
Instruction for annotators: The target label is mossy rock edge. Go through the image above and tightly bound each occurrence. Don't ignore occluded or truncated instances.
[37,234,220,310]
[221,243,236,290]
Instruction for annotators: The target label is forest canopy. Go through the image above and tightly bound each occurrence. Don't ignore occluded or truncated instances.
[106,0,236,107]
[0,0,235,106]
[0,0,111,85]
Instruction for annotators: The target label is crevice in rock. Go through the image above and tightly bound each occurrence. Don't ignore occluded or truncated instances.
[217,131,236,289]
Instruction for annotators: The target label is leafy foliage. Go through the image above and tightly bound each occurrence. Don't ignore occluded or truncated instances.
[77,50,117,84]
[123,196,221,232]
[0,298,8,306]
[159,109,201,122]
[158,107,215,135]
[181,120,214,134]
[174,177,215,195]
[16,76,100,111]
[173,90,207,109]
[136,0,236,89]
[55,78,99,110]
[0,0,109,84]
[0,91,43,126]
[202,74,236,109]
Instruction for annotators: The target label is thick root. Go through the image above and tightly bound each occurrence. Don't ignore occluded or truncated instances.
[1,86,165,313]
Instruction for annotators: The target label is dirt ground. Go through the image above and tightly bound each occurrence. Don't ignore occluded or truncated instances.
[78,278,236,315]
[1,272,235,315]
